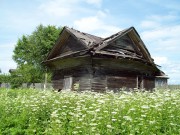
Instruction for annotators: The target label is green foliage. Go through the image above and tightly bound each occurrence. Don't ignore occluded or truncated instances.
[9,71,23,89]
[12,24,61,86]
[13,24,61,67]
[0,89,179,134]
[0,74,10,83]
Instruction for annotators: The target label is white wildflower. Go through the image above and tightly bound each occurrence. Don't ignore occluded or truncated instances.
[141,115,146,117]
[111,111,117,115]
[107,124,113,129]
[72,131,78,134]
[95,109,100,112]
[51,110,58,118]
[141,105,149,109]
[97,100,105,104]
[112,118,117,121]
[129,108,135,111]
[55,119,61,123]
[76,126,81,129]
[90,123,98,126]
[149,120,156,124]
[123,116,132,121]
[62,105,67,108]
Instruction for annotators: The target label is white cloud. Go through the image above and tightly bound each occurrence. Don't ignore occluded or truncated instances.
[73,11,121,37]
[0,60,17,73]
[38,0,103,17]
[0,43,15,48]
[144,0,180,11]
[140,14,180,84]
[166,62,180,84]
[141,25,180,41]
[148,14,177,22]
[140,20,160,29]
[153,56,168,65]
[141,23,180,52]
[85,0,102,7]
[152,56,180,84]
[39,0,73,17]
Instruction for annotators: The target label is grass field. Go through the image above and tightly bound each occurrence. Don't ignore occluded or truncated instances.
[0,88,179,135]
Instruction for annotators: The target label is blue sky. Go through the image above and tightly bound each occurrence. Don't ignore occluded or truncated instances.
[0,0,180,84]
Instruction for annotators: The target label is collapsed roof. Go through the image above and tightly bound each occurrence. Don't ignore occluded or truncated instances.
[45,26,154,64]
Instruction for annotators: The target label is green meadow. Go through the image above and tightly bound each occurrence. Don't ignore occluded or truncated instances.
[0,88,179,135]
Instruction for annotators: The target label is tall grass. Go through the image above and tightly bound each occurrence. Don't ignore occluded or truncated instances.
[0,88,179,135]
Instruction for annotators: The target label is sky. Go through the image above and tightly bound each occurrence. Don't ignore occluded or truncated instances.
[0,0,180,84]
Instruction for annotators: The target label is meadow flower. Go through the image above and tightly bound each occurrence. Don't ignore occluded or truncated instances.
[51,110,58,118]
[149,120,156,124]
[97,100,105,104]
[141,105,149,109]
[112,118,117,121]
[76,126,81,129]
[111,111,117,115]
[89,123,98,126]
[95,109,100,112]
[129,108,136,111]
[72,131,78,134]
[123,116,132,121]
[107,124,114,129]
[141,115,146,117]
[91,127,96,132]
[55,119,61,124]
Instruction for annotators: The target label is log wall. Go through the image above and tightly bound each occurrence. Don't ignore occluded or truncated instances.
[143,77,155,90]
[107,76,137,91]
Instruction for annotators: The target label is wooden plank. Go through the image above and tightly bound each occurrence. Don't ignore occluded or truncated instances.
[107,76,136,90]
[51,56,92,70]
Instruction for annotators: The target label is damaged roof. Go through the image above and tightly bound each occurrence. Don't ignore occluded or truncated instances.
[65,26,103,47]
[45,26,154,65]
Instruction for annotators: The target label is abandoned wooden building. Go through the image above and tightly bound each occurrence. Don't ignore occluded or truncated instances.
[44,26,168,91]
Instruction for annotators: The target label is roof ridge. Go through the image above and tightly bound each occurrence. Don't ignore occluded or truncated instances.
[64,26,103,47]
[65,26,103,39]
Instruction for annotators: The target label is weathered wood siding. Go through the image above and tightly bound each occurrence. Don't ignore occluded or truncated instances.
[91,76,106,92]
[58,35,86,57]
[51,70,63,90]
[52,80,63,90]
[143,77,155,90]
[103,35,136,52]
[107,76,136,91]
[155,78,168,88]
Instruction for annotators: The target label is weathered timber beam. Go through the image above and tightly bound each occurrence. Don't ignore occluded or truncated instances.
[44,49,89,63]
[95,50,145,61]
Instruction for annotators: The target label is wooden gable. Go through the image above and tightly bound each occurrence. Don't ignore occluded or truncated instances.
[103,34,135,51]
[57,35,87,57]
[102,34,143,57]
[95,27,154,64]
[45,27,88,62]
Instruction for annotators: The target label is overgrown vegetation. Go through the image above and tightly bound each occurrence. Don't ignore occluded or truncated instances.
[0,74,10,84]
[10,24,62,88]
[0,88,179,135]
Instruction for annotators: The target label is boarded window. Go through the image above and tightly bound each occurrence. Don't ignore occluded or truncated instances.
[63,76,73,90]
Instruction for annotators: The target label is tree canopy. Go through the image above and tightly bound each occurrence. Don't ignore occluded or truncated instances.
[13,24,61,68]
[12,24,62,88]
